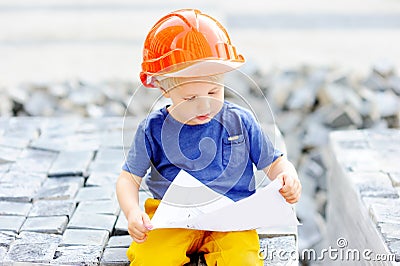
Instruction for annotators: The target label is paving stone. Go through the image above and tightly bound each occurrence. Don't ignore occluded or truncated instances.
[114,214,128,236]
[75,187,115,202]
[0,216,26,233]
[10,148,58,173]
[89,162,122,175]
[379,223,400,240]
[86,172,119,187]
[100,248,129,266]
[259,235,297,265]
[48,151,94,177]
[370,203,400,225]
[106,235,132,250]
[20,216,68,234]
[0,162,12,174]
[75,200,120,216]
[61,229,109,247]
[0,202,32,216]
[3,242,59,264]
[51,245,103,265]
[3,117,41,139]
[28,200,76,218]
[35,183,81,201]
[0,246,7,262]
[0,231,16,247]
[0,136,31,149]
[0,172,46,202]
[101,130,134,149]
[0,185,35,202]
[387,240,400,262]
[95,148,125,164]
[16,231,62,245]
[68,213,116,233]
[349,172,399,198]
[43,176,85,187]
[0,146,22,162]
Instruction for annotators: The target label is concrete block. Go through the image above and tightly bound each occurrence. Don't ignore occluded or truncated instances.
[100,248,129,266]
[20,216,68,234]
[0,216,26,233]
[0,202,32,216]
[51,245,103,265]
[75,187,115,202]
[68,213,116,233]
[3,242,59,264]
[48,150,94,177]
[61,229,109,248]
[106,235,132,248]
[28,200,76,218]
[75,200,120,216]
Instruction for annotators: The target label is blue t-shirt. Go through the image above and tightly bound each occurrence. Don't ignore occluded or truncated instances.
[122,101,282,201]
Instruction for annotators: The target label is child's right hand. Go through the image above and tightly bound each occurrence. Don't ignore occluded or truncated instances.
[127,209,153,243]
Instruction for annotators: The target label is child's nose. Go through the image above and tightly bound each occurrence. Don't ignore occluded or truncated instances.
[197,97,211,114]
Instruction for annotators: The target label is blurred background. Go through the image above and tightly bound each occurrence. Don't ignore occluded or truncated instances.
[1,0,400,264]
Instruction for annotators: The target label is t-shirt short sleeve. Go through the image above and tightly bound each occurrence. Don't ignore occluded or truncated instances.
[244,112,283,170]
[122,120,152,177]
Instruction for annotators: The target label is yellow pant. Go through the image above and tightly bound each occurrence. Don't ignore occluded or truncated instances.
[127,198,263,266]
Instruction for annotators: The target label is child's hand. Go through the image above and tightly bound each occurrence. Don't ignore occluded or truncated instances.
[277,173,302,204]
[127,209,153,243]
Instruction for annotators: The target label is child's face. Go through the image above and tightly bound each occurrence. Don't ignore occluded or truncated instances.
[163,77,224,125]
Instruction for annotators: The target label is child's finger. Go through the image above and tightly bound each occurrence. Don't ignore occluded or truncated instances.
[142,213,153,230]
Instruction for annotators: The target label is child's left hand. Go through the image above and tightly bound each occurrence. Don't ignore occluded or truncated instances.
[277,173,302,204]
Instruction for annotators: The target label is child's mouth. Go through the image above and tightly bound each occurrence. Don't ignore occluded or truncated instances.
[196,114,210,120]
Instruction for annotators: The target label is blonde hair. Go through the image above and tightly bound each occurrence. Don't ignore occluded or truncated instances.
[156,75,224,92]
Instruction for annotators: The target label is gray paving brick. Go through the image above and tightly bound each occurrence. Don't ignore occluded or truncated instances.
[0,136,31,149]
[89,162,122,175]
[43,176,85,188]
[48,150,94,177]
[0,246,7,262]
[379,223,400,239]
[106,235,132,248]
[0,201,32,216]
[75,187,115,202]
[28,200,76,218]
[95,148,125,165]
[16,231,62,245]
[349,172,399,198]
[114,214,128,236]
[0,216,26,233]
[86,172,119,187]
[387,240,400,262]
[0,162,12,174]
[0,146,22,162]
[101,130,134,149]
[3,242,59,264]
[0,182,41,202]
[61,229,109,247]
[51,245,103,265]
[100,248,129,266]
[68,213,116,233]
[370,203,400,225]
[10,148,58,173]
[3,117,41,139]
[35,183,81,201]
[259,235,297,265]
[20,216,68,234]
[75,200,120,216]
[0,231,16,247]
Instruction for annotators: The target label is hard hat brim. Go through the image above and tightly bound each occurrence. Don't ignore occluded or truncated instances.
[152,59,245,78]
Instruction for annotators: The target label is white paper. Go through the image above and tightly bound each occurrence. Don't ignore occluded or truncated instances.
[151,170,299,231]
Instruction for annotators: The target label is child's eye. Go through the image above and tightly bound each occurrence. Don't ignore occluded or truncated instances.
[208,91,216,95]
[184,96,196,101]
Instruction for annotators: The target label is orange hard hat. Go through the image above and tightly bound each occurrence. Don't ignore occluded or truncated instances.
[140,9,245,88]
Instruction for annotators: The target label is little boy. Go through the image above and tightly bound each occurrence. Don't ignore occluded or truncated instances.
[116,9,301,266]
